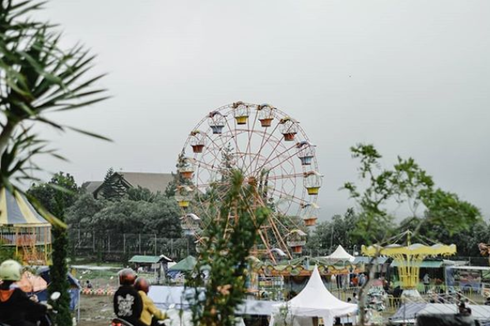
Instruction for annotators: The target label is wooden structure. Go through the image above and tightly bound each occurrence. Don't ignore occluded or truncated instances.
[0,189,51,265]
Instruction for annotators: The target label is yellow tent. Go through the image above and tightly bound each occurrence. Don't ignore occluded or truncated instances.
[0,189,51,265]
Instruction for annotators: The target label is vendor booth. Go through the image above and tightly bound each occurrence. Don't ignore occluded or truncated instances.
[269,266,357,326]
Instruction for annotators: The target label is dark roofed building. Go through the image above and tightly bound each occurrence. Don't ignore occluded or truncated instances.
[83,172,174,199]
[81,181,103,194]
[120,172,174,194]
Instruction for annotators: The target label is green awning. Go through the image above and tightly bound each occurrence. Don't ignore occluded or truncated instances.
[129,255,161,264]
[169,255,197,271]
[391,260,443,268]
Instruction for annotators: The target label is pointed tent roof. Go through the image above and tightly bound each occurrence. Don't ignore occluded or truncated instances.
[0,189,50,227]
[271,266,357,326]
[325,245,355,262]
[169,256,197,272]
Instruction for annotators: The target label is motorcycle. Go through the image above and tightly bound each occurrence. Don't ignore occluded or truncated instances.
[0,291,61,326]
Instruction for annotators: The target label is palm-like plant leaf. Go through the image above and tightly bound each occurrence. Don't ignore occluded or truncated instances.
[0,0,109,227]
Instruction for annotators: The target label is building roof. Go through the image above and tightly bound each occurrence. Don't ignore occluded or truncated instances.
[119,172,173,194]
[84,172,174,196]
[0,188,50,227]
[129,255,172,264]
[81,181,103,194]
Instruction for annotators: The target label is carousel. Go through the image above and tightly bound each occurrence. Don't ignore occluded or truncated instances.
[0,188,52,265]
[362,230,456,299]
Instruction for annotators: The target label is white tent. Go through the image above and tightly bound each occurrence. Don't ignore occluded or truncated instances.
[325,245,355,262]
[269,266,357,326]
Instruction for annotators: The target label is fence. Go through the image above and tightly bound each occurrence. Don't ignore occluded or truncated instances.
[68,229,193,261]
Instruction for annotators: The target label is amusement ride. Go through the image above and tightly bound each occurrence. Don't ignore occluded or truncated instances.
[174,101,323,262]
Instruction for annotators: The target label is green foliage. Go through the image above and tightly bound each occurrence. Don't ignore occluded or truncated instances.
[66,193,106,227]
[187,170,270,326]
[127,186,158,202]
[344,143,482,326]
[0,241,15,262]
[27,172,79,325]
[1,2,107,323]
[306,209,360,255]
[343,144,481,245]
[67,189,182,236]
[27,172,79,211]
[99,168,127,201]
[422,189,481,235]
[165,152,193,198]
[0,0,109,193]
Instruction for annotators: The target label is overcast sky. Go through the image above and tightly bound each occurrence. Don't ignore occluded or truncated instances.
[32,0,490,221]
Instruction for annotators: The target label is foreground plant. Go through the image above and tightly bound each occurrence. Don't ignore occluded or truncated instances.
[187,170,270,326]
[1,1,108,325]
[0,0,109,195]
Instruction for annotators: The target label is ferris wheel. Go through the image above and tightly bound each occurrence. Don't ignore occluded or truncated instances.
[175,101,322,261]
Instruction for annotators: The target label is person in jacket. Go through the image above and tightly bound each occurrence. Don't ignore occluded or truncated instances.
[134,277,167,326]
[113,268,145,326]
[0,259,48,326]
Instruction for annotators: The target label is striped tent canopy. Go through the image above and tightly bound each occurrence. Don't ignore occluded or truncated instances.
[0,188,50,227]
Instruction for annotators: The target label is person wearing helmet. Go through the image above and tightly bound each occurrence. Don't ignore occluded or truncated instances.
[0,259,48,326]
[134,277,167,326]
[113,268,144,326]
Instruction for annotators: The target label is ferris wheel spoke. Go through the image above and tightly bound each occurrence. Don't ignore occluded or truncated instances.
[194,158,221,173]
[256,145,302,174]
[244,122,281,176]
[267,187,308,208]
[264,172,305,181]
[250,132,284,177]
[269,218,292,258]
[223,112,244,164]
[240,107,259,172]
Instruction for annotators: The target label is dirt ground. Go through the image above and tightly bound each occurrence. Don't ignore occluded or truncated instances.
[77,294,114,326]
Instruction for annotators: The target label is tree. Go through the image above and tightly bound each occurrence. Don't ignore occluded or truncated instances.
[165,152,194,198]
[140,196,182,237]
[28,172,79,325]
[127,186,158,202]
[1,2,108,324]
[27,172,79,212]
[0,0,108,194]
[187,170,270,326]
[343,144,482,325]
[66,193,106,228]
[99,168,127,201]
[306,209,360,256]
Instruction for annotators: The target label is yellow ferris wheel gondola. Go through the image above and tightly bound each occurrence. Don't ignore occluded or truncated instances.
[0,188,52,265]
